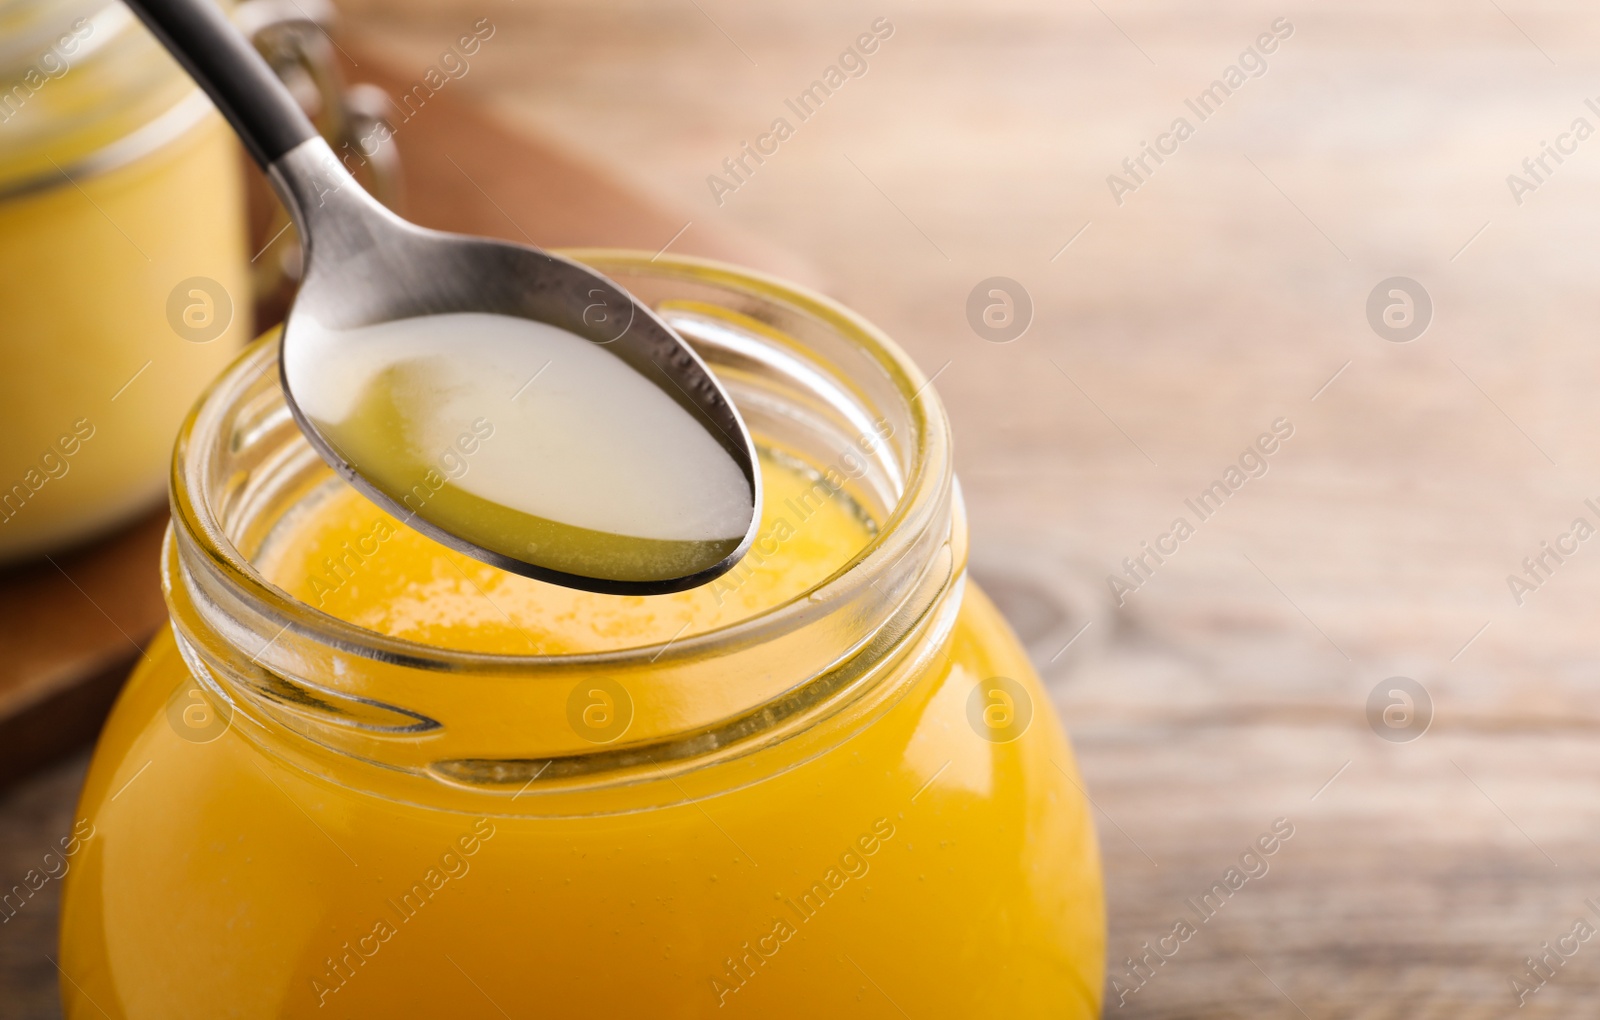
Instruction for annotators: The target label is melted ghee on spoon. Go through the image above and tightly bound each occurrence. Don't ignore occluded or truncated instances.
[285,312,756,588]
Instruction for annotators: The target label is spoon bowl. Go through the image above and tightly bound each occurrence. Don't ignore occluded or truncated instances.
[272,143,761,594]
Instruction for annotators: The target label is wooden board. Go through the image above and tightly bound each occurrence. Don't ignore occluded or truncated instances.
[0,512,168,787]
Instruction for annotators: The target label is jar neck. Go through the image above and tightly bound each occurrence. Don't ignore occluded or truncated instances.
[166,253,963,812]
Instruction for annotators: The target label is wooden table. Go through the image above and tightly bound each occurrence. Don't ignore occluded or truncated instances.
[10,1,1600,1015]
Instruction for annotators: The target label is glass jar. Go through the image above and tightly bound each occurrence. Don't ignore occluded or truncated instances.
[0,0,247,562]
[58,253,1105,1017]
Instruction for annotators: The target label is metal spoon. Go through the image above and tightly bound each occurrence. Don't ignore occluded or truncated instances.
[123,0,760,595]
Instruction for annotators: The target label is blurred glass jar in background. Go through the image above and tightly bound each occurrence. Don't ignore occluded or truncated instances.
[0,0,248,563]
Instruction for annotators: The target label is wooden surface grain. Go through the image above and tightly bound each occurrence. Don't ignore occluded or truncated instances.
[9,1,1600,1016]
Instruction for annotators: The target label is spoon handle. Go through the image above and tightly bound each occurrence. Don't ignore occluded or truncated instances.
[120,0,319,169]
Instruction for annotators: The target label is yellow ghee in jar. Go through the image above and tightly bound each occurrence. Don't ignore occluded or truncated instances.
[61,461,1104,1016]
[259,447,862,652]
[0,6,248,560]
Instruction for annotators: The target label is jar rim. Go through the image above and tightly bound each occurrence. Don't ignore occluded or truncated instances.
[169,250,953,677]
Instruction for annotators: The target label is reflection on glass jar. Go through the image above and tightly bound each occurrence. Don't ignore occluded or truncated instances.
[59,254,1105,1017]
[0,0,247,562]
